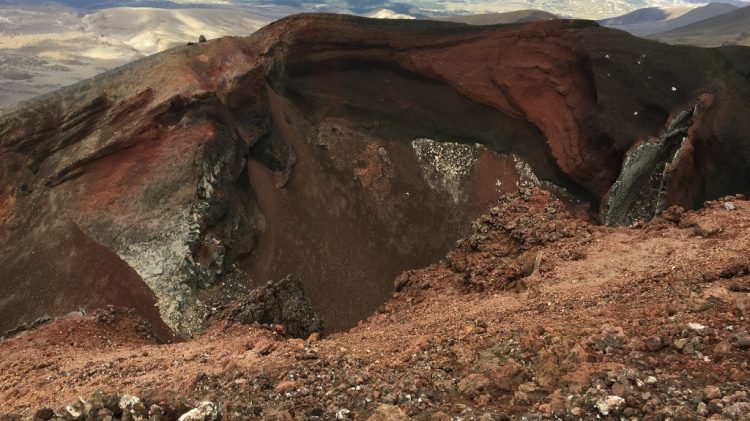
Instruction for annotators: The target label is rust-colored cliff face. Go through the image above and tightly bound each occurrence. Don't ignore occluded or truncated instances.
[1,14,750,337]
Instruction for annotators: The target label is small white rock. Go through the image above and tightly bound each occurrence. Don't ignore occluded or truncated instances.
[687,322,707,332]
[724,202,736,211]
[178,402,219,421]
[119,395,141,410]
[336,408,352,420]
[595,395,625,415]
[65,405,81,418]
[645,376,658,384]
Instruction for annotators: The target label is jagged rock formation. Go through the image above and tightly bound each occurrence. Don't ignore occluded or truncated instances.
[1,14,750,337]
[601,95,713,226]
[225,275,323,339]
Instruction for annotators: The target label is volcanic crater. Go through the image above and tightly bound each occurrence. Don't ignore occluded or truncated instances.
[2,14,750,341]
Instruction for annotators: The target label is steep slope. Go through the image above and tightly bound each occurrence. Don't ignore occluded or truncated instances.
[600,3,738,36]
[651,4,750,46]
[2,14,750,340]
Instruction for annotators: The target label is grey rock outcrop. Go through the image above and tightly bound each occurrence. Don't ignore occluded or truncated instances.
[229,275,324,339]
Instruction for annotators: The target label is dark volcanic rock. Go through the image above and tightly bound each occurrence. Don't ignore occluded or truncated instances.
[1,14,750,336]
[228,275,323,338]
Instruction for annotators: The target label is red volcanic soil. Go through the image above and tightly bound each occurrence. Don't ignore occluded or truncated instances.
[0,190,748,419]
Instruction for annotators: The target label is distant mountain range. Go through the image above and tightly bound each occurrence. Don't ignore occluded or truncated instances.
[650,4,750,46]
[435,10,557,25]
[2,0,750,107]
[594,2,750,47]
[598,2,740,36]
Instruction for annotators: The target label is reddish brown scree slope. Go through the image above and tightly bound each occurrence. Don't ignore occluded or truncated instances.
[0,190,748,419]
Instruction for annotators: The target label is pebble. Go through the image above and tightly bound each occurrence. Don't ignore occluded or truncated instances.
[336,408,352,420]
[119,395,141,411]
[687,322,707,332]
[704,386,721,400]
[643,335,664,351]
[34,408,54,420]
[697,401,708,416]
[734,331,750,348]
[674,338,688,350]
[274,380,299,394]
[65,404,82,419]
[611,383,627,396]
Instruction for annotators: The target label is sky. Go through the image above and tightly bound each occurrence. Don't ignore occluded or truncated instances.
[32,0,747,20]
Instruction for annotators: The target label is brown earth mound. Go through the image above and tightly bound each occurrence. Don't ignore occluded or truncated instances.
[0,189,748,419]
[1,14,750,342]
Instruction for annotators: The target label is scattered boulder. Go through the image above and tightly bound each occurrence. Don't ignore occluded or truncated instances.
[198,35,207,43]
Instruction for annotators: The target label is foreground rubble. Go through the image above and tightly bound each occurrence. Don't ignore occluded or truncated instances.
[1,190,748,420]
